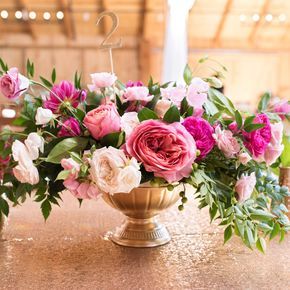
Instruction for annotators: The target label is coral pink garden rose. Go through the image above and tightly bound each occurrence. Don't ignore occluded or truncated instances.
[83,103,121,140]
[0,67,29,99]
[235,172,256,202]
[126,120,197,183]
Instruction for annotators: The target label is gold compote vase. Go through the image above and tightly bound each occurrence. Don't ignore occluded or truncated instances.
[102,184,181,248]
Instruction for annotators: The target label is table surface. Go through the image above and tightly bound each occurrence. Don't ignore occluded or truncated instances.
[0,192,289,290]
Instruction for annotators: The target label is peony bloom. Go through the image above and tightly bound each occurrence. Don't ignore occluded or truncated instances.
[235,172,256,202]
[186,78,209,109]
[238,152,251,165]
[83,103,121,140]
[122,86,153,103]
[90,147,141,194]
[154,99,172,118]
[120,112,140,138]
[242,114,271,158]
[126,80,144,87]
[88,72,117,91]
[0,67,29,100]
[160,85,186,107]
[182,117,215,160]
[44,81,84,113]
[58,117,81,137]
[213,126,240,158]
[35,107,54,125]
[126,120,197,183]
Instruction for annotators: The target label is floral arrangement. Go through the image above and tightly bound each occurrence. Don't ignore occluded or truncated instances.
[0,57,289,252]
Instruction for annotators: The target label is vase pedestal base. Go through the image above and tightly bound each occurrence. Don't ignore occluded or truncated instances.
[110,217,171,248]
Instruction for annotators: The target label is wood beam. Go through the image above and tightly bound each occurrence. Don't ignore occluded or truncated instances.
[213,0,233,46]
[58,0,76,40]
[248,0,271,43]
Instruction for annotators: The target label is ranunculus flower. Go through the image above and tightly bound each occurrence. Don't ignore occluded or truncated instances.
[122,86,153,103]
[88,72,117,91]
[58,117,81,137]
[83,103,121,140]
[35,107,54,125]
[126,80,144,87]
[120,112,140,138]
[238,152,251,165]
[186,78,209,109]
[213,126,240,158]
[0,67,29,99]
[182,117,215,160]
[44,81,83,113]
[154,99,172,118]
[235,172,256,202]
[126,120,196,183]
[90,147,141,194]
[160,85,186,107]
[242,114,271,158]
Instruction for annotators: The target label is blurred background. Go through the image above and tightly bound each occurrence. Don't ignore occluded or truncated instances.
[0,0,290,123]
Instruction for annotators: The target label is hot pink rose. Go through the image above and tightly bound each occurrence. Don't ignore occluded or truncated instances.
[126,120,196,183]
[243,114,271,158]
[58,117,81,137]
[122,86,153,103]
[235,172,256,202]
[182,117,215,160]
[0,67,29,99]
[228,121,239,134]
[88,72,117,90]
[186,78,209,109]
[83,103,121,140]
[213,126,240,158]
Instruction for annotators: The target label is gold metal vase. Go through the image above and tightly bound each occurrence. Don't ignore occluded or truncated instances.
[280,167,290,218]
[102,185,180,248]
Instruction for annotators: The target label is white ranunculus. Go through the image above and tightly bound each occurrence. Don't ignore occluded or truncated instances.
[24,133,44,160]
[120,112,140,138]
[90,146,141,194]
[35,107,53,125]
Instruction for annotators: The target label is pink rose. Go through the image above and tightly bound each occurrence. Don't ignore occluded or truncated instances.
[58,117,81,137]
[213,126,240,158]
[88,72,117,91]
[243,114,271,158]
[0,67,29,99]
[83,103,121,140]
[126,120,196,183]
[154,99,172,118]
[238,152,251,165]
[160,85,186,107]
[122,86,153,103]
[64,179,100,200]
[273,99,290,120]
[235,172,256,202]
[193,108,204,118]
[228,121,239,134]
[182,117,215,160]
[186,78,209,109]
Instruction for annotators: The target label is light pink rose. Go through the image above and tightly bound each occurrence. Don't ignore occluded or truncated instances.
[213,126,240,158]
[235,172,256,202]
[88,72,117,90]
[83,103,121,140]
[120,112,140,138]
[160,85,186,107]
[64,179,100,200]
[0,67,29,99]
[238,152,251,165]
[126,120,196,183]
[154,99,172,118]
[186,78,209,109]
[122,86,153,103]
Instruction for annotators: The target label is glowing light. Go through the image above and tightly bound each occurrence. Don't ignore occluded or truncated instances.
[43,12,51,20]
[15,10,23,20]
[56,11,64,20]
[278,14,287,22]
[83,12,90,22]
[0,10,9,19]
[265,13,273,22]
[2,108,16,119]
[29,11,36,20]
[252,13,260,22]
[239,14,246,22]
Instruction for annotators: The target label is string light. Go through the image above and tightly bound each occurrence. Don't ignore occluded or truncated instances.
[15,10,23,20]
[265,13,273,22]
[278,14,287,22]
[252,13,260,22]
[43,12,51,20]
[56,11,64,20]
[29,11,36,20]
[2,108,16,119]
[239,14,246,22]
[0,10,8,19]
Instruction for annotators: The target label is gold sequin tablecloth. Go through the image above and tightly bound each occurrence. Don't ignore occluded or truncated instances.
[0,193,289,290]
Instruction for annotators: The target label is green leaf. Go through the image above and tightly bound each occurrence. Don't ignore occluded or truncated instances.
[55,170,70,181]
[244,123,265,133]
[234,110,243,129]
[40,76,53,88]
[51,68,56,83]
[244,115,255,128]
[0,196,9,216]
[163,105,180,123]
[0,58,8,72]
[41,199,52,220]
[183,64,193,85]
[208,88,235,116]
[281,135,290,167]
[100,132,125,148]
[270,222,280,240]
[256,237,266,253]
[224,225,233,244]
[245,227,255,246]
[137,107,158,122]
[258,92,271,113]
[46,137,88,164]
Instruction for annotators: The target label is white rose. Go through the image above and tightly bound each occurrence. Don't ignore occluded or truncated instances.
[35,107,53,125]
[154,99,172,118]
[90,146,141,194]
[24,133,44,160]
[120,112,139,138]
